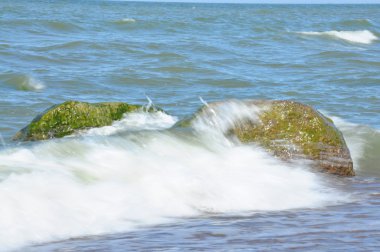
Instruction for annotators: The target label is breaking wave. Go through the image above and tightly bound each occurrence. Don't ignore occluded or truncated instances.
[332,116,380,176]
[113,18,136,24]
[298,30,378,44]
[0,106,345,251]
[0,73,45,91]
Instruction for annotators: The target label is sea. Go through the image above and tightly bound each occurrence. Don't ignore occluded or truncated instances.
[0,1,380,251]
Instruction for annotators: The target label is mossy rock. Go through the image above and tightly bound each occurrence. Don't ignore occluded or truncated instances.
[13,101,151,141]
[174,100,354,176]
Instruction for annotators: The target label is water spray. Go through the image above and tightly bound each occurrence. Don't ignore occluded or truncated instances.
[145,95,153,112]
[199,96,209,107]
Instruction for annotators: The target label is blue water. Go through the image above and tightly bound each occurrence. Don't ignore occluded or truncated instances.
[1,1,380,251]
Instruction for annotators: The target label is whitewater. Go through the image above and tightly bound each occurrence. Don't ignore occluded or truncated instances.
[298,30,378,44]
[0,108,348,250]
[1,1,380,251]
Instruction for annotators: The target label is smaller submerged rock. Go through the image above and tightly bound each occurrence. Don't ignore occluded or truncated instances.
[174,100,354,176]
[13,101,149,141]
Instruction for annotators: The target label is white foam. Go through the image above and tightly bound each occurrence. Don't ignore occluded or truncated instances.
[0,103,345,250]
[81,111,177,136]
[191,100,266,144]
[298,30,378,44]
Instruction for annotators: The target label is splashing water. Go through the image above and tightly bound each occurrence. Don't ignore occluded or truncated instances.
[0,103,345,251]
[144,95,154,112]
[199,96,209,107]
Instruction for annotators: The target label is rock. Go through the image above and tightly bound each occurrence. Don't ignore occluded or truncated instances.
[13,101,148,141]
[174,100,354,176]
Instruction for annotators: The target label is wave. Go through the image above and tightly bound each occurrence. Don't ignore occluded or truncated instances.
[331,116,380,176]
[0,107,343,250]
[298,30,378,44]
[112,18,136,24]
[0,73,45,91]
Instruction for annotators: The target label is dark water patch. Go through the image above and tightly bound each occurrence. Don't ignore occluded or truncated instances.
[281,90,302,97]
[146,52,187,61]
[333,77,380,86]
[0,44,10,49]
[233,39,263,48]
[0,19,32,26]
[43,20,83,32]
[96,42,143,55]
[145,42,165,50]
[251,8,275,15]
[150,66,218,75]
[33,41,105,52]
[309,50,361,59]
[251,26,282,33]
[137,50,188,62]
[1,50,81,66]
[108,75,185,88]
[347,59,380,67]
[194,16,219,23]
[259,62,308,69]
[332,19,374,29]
[0,19,83,33]
[200,78,252,88]
[165,21,192,31]
[20,53,70,65]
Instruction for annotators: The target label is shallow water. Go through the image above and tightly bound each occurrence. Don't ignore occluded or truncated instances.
[1,1,380,251]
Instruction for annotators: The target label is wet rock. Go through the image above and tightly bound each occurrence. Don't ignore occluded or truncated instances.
[13,101,147,141]
[174,100,354,176]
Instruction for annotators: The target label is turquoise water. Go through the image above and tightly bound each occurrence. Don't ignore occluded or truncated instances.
[1,1,380,251]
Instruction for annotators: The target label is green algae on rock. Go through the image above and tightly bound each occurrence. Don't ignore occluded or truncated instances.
[13,101,147,141]
[174,100,354,176]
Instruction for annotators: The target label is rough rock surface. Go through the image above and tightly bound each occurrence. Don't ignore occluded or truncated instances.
[175,100,354,176]
[13,101,144,141]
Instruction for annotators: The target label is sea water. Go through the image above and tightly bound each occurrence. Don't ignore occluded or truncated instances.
[0,1,380,251]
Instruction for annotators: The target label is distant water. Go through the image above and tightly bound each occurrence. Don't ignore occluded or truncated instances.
[0,1,380,251]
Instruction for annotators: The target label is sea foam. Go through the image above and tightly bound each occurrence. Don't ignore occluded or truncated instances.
[0,106,344,251]
[80,111,177,136]
[298,30,378,44]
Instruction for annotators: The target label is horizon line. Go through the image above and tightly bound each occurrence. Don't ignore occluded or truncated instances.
[113,0,380,4]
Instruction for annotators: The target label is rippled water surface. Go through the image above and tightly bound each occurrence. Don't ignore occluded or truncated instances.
[1,1,380,251]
